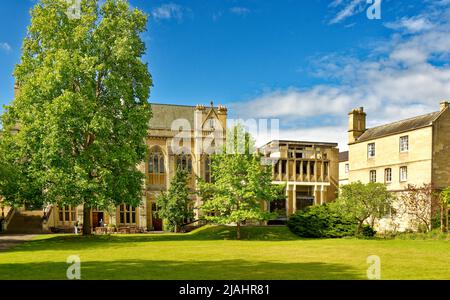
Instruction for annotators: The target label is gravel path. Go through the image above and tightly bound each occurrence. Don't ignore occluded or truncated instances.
[0,234,38,251]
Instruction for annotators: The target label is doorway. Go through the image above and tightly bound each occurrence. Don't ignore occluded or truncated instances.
[92,212,104,228]
[151,203,163,231]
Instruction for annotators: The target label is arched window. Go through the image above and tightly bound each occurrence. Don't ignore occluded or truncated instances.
[176,154,193,173]
[149,147,165,174]
[148,147,166,185]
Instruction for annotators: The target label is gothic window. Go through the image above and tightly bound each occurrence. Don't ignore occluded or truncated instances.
[148,147,166,185]
[176,154,193,173]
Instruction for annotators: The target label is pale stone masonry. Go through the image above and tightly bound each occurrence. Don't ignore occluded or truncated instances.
[346,101,450,231]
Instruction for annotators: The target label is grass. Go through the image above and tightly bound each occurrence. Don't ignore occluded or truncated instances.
[0,225,449,280]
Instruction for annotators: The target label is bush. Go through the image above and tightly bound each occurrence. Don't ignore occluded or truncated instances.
[359,225,377,237]
[287,204,357,238]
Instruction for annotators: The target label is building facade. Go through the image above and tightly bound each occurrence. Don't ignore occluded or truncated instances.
[338,151,349,186]
[6,103,227,233]
[259,140,339,220]
[346,102,450,231]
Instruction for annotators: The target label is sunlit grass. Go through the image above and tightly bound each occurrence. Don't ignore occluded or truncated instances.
[0,226,449,280]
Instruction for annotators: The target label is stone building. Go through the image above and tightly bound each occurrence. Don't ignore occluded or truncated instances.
[259,140,339,221]
[5,102,227,233]
[338,151,349,186]
[346,102,450,231]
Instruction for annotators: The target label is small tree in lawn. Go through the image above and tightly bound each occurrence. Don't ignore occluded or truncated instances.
[156,168,193,232]
[198,125,280,240]
[336,181,394,233]
[397,184,438,232]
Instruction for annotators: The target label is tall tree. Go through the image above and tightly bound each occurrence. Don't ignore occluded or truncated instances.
[156,168,193,232]
[1,0,152,234]
[198,125,280,240]
[336,181,394,232]
[440,187,450,233]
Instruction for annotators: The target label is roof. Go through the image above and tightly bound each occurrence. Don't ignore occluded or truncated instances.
[261,140,338,148]
[339,151,349,162]
[149,104,196,129]
[354,111,440,144]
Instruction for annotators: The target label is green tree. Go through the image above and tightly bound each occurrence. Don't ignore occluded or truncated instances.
[1,0,152,234]
[198,125,281,240]
[440,187,450,233]
[336,181,394,233]
[156,168,193,232]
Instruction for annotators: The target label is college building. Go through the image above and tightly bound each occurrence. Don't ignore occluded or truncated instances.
[2,102,228,233]
[259,140,339,221]
[345,101,450,231]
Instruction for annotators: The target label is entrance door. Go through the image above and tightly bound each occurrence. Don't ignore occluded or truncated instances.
[151,203,163,231]
[92,212,104,228]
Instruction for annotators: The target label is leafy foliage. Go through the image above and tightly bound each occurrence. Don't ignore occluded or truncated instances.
[156,168,194,232]
[198,125,282,239]
[335,181,394,232]
[287,204,357,238]
[397,184,438,232]
[1,0,152,234]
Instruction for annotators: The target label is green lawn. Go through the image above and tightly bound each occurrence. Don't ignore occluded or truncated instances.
[0,226,449,280]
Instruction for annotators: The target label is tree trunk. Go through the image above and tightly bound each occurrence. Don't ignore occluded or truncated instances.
[82,203,92,235]
[236,222,241,240]
[357,221,364,234]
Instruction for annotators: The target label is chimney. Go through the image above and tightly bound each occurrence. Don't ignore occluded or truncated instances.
[440,101,449,112]
[14,81,19,99]
[348,107,366,144]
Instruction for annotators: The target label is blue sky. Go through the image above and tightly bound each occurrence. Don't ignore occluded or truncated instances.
[1,0,450,149]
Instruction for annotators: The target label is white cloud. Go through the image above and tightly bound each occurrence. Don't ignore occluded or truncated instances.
[328,0,365,25]
[234,5,450,151]
[151,3,189,21]
[230,7,251,16]
[385,16,435,33]
[0,42,11,52]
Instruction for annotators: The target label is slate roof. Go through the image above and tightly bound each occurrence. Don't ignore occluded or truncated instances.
[354,111,440,144]
[149,104,197,129]
[339,151,349,162]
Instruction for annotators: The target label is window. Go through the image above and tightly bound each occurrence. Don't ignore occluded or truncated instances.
[400,166,408,182]
[148,147,166,185]
[119,204,136,225]
[368,143,376,158]
[59,206,76,223]
[324,162,329,177]
[370,170,377,183]
[384,168,392,183]
[345,163,349,174]
[149,148,165,174]
[208,118,215,129]
[176,154,193,173]
[400,136,409,152]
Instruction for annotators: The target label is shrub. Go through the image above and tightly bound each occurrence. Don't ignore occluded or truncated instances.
[359,225,377,237]
[287,204,357,238]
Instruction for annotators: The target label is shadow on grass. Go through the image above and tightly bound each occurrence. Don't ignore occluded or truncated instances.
[5,226,303,253]
[0,259,365,280]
